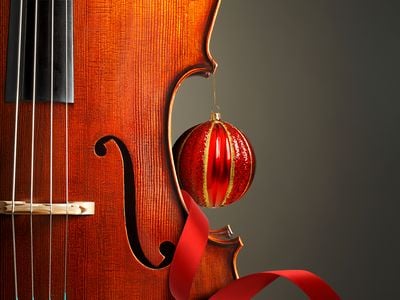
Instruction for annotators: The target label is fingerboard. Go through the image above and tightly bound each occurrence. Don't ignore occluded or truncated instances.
[5,0,74,103]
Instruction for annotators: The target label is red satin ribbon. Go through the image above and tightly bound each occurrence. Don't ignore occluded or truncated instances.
[169,190,210,299]
[169,190,340,300]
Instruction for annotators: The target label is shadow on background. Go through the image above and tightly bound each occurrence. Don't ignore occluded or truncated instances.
[172,0,400,299]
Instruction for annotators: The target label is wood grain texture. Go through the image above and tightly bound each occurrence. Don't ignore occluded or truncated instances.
[0,0,242,299]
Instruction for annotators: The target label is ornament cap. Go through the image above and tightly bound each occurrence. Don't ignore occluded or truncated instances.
[211,112,221,121]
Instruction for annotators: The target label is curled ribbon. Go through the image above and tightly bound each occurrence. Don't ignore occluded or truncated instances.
[169,190,340,300]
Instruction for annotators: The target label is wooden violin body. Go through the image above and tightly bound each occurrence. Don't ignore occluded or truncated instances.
[0,0,241,299]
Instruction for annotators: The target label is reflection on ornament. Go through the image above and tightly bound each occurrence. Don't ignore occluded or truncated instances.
[173,112,256,207]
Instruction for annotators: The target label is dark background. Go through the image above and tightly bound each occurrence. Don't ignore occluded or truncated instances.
[172,1,400,299]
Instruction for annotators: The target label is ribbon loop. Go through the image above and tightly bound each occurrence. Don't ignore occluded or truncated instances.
[169,191,340,300]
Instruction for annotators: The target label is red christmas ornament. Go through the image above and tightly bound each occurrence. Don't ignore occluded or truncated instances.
[173,112,256,207]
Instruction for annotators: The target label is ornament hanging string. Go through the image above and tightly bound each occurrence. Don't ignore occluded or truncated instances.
[211,73,220,113]
[169,190,341,300]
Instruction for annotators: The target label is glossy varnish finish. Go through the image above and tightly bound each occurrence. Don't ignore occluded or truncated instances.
[0,0,242,299]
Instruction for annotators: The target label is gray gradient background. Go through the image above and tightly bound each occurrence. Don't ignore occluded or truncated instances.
[172,1,400,299]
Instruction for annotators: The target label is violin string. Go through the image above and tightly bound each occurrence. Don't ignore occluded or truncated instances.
[11,0,25,298]
[29,0,40,298]
[49,0,55,298]
[64,0,70,298]
[212,73,220,113]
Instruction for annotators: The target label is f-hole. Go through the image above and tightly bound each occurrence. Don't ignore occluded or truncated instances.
[95,136,175,269]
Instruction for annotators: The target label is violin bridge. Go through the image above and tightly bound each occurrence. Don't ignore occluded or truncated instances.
[0,201,94,216]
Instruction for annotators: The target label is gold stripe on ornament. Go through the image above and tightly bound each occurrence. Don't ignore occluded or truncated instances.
[203,122,215,207]
[220,122,235,206]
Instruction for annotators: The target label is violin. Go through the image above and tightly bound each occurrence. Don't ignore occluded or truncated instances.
[0,0,241,298]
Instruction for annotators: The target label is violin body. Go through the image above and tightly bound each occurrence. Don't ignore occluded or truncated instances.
[0,0,241,299]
